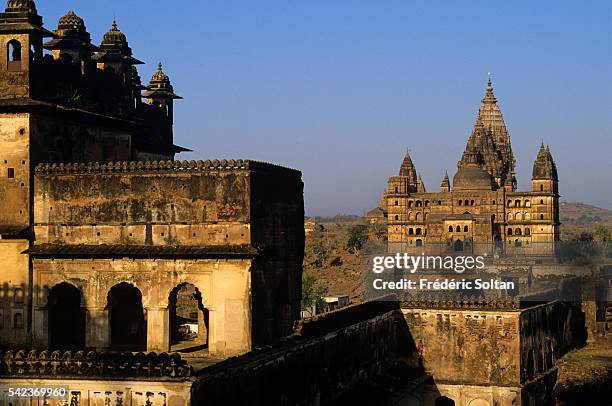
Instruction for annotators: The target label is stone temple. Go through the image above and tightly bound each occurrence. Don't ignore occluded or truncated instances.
[383,78,560,256]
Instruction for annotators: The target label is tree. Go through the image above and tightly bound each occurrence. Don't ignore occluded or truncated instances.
[301,275,326,316]
[346,224,369,253]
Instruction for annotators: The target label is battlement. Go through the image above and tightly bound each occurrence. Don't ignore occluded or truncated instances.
[0,349,192,378]
[34,159,300,176]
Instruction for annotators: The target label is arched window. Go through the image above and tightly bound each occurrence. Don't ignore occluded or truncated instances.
[540,199,544,204]
[540,184,544,191]
[507,200,512,207]
[409,212,414,220]
[438,200,442,205]
[525,213,531,220]
[7,39,22,71]
[515,239,522,247]
[507,213,513,221]
[394,200,398,206]
[448,225,453,232]
[525,227,531,236]
[416,228,422,235]
[525,200,531,207]
[13,312,23,329]
[415,239,423,247]
[458,200,462,206]
[516,213,522,221]
[470,200,475,206]
[408,201,413,208]
[492,200,496,205]
[416,200,422,207]
[540,214,544,220]
[464,225,469,232]
[515,228,522,235]
[515,200,521,207]
[456,225,461,232]
[464,199,469,206]
[508,228,513,236]
[415,212,421,221]
[409,228,414,235]
[394,186,398,193]
[394,215,399,220]
[425,200,429,206]
[424,213,428,221]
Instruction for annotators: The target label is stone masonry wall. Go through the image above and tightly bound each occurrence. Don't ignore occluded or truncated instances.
[191,300,407,406]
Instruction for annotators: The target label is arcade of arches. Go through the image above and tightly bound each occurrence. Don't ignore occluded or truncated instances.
[32,257,252,356]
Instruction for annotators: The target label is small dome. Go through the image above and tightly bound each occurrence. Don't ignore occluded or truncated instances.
[453,166,495,191]
[58,10,84,32]
[150,63,170,83]
[6,0,36,12]
[102,20,127,46]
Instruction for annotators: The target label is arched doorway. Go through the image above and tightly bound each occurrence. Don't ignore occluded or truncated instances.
[48,283,85,350]
[169,283,209,351]
[454,239,464,252]
[107,283,146,351]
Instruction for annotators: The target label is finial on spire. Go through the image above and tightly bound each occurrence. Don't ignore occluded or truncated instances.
[111,19,118,31]
[487,72,492,88]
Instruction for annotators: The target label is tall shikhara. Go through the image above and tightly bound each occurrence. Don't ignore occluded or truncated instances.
[458,77,516,190]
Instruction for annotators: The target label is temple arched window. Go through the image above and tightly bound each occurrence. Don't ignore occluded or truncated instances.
[525,200,531,207]
[540,199,544,204]
[394,215,399,220]
[409,228,414,235]
[458,200,462,206]
[456,225,461,232]
[507,213,513,221]
[415,212,421,221]
[394,187,398,193]
[540,214,544,220]
[515,200,521,207]
[7,39,21,71]
[508,228,513,236]
[416,201,422,207]
[464,225,469,232]
[464,199,469,206]
[525,227,531,235]
[415,239,423,247]
[448,225,453,232]
[408,201,413,208]
[507,200,512,207]
[540,185,544,191]
[438,200,442,205]
[515,228,522,235]
[416,228,422,235]
[425,200,429,206]
[409,212,414,221]
[395,200,398,206]
[516,213,522,221]
[470,200,474,206]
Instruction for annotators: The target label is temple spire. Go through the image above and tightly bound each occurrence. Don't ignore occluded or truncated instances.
[440,170,451,192]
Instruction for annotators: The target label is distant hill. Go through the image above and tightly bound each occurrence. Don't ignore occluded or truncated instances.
[560,202,612,226]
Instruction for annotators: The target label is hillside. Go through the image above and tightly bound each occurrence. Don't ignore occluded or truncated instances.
[560,202,612,226]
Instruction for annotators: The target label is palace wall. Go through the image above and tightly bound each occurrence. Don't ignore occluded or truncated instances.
[191,300,417,406]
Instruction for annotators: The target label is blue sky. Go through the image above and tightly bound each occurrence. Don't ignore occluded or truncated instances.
[37,1,612,215]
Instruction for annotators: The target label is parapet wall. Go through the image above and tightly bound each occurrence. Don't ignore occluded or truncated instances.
[191,300,413,406]
[32,160,301,248]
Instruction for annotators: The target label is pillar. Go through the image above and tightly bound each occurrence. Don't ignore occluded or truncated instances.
[146,307,170,353]
[86,307,110,350]
[32,307,48,348]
